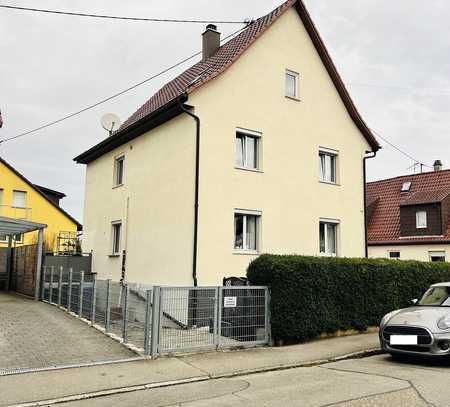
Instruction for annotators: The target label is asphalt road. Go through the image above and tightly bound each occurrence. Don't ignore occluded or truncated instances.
[60,354,450,406]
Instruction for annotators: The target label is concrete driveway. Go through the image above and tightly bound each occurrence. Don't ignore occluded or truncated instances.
[56,354,450,406]
[0,293,136,372]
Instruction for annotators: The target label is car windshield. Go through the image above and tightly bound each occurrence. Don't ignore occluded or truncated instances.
[418,286,450,306]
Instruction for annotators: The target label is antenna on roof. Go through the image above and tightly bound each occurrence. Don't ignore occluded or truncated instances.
[101,113,121,137]
[407,162,423,174]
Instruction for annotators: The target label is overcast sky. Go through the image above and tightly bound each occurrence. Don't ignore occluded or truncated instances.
[1,0,449,222]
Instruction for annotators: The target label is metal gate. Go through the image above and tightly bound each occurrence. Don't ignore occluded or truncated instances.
[10,244,38,297]
[40,267,270,357]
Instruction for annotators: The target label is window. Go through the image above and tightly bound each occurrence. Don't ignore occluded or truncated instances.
[114,155,125,186]
[111,221,122,255]
[235,130,260,170]
[429,251,446,262]
[319,150,337,183]
[416,211,427,229]
[234,210,260,252]
[319,220,338,256]
[12,190,27,208]
[13,234,23,244]
[389,251,401,259]
[0,234,7,242]
[401,182,412,192]
[285,69,299,99]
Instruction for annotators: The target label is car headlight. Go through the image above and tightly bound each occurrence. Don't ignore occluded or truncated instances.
[437,315,450,330]
[380,311,398,327]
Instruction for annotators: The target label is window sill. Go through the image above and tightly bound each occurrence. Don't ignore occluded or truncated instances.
[319,180,340,187]
[235,166,263,173]
[112,184,124,189]
[319,252,337,257]
[285,95,301,102]
[108,254,120,258]
[233,250,259,256]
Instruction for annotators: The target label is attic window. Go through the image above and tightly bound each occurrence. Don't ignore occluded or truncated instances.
[401,182,411,192]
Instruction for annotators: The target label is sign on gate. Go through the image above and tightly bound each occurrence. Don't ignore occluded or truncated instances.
[224,296,237,308]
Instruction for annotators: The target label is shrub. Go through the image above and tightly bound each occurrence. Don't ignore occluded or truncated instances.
[247,254,450,342]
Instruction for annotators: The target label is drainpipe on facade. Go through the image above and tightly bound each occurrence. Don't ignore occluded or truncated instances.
[177,96,200,287]
[363,151,377,258]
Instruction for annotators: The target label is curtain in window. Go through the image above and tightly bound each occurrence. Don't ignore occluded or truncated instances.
[246,137,257,169]
[246,215,257,250]
[319,222,326,253]
[285,73,296,97]
[234,214,243,249]
[235,136,244,167]
[326,223,336,254]
[319,154,335,183]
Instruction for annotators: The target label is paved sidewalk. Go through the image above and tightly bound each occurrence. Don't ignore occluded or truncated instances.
[0,293,136,372]
[0,332,380,406]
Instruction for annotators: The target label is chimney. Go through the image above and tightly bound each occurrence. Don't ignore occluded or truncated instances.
[434,160,443,172]
[202,24,220,61]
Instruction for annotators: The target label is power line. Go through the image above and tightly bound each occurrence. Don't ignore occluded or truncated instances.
[0,26,248,144]
[0,4,248,24]
[370,128,432,168]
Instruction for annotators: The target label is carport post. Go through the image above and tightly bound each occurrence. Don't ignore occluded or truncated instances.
[67,269,73,312]
[49,266,54,304]
[34,228,44,300]
[105,279,112,333]
[79,271,85,317]
[57,266,63,307]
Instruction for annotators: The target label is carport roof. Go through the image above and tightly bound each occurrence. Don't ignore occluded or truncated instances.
[0,216,47,237]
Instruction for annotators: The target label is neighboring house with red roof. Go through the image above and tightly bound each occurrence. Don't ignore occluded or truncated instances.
[75,0,380,285]
[367,161,450,262]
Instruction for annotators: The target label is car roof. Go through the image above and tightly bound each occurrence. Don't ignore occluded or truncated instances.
[431,282,450,288]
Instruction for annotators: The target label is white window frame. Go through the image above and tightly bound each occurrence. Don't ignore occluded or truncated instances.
[113,155,125,187]
[388,251,401,260]
[285,69,299,99]
[401,181,411,192]
[111,221,122,256]
[233,209,261,254]
[319,148,338,184]
[12,190,27,209]
[319,218,339,257]
[235,128,261,171]
[416,210,427,229]
[429,251,446,262]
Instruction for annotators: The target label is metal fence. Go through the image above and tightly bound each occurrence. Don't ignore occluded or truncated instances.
[41,267,270,357]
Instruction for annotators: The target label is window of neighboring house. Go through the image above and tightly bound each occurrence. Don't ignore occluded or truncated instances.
[235,129,260,170]
[234,210,261,252]
[0,234,7,243]
[285,69,299,99]
[111,221,122,255]
[114,155,125,186]
[416,211,427,229]
[319,219,339,256]
[13,234,23,244]
[12,190,27,208]
[389,251,401,259]
[319,149,337,184]
[429,251,446,262]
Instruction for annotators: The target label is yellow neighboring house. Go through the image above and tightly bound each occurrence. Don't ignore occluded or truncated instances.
[0,156,81,252]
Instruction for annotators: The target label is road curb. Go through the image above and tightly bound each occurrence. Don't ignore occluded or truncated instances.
[10,348,382,407]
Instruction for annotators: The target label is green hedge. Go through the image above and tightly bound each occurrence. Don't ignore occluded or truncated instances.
[247,254,450,342]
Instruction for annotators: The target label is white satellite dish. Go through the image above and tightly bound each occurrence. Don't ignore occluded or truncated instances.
[101,113,121,136]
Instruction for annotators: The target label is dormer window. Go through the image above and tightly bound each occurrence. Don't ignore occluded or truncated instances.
[416,211,427,229]
[401,182,411,192]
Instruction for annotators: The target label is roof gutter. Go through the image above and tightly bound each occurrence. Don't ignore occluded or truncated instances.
[177,95,200,287]
[363,150,377,257]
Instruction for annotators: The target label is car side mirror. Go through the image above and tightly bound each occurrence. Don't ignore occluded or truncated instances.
[411,299,418,305]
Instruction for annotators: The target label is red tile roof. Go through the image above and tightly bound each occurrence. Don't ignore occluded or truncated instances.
[367,170,450,245]
[75,0,379,164]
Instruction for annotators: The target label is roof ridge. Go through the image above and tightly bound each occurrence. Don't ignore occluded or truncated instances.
[368,168,450,185]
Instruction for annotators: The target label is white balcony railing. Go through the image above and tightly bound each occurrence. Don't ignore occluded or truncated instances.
[0,204,33,220]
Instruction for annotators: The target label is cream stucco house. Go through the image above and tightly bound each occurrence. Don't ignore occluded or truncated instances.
[367,161,450,262]
[75,0,380,286]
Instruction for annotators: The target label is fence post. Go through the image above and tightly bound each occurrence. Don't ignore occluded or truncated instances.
[79,271,85,317]
[213,287,220,348]
[40,266,47,301]
[91,274,97,325]
[105,279,112,333]
[144,289,152,356]
[217,287,223,347]
[67,268,73,312]
[150,286,161,358]
[122,284,129,343]
[49,266,54,304]
[265,287,271,345]
[57,267,63,307]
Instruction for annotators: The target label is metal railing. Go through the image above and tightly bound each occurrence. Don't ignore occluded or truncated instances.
[0,204,32,220]
[41,267,270,357]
